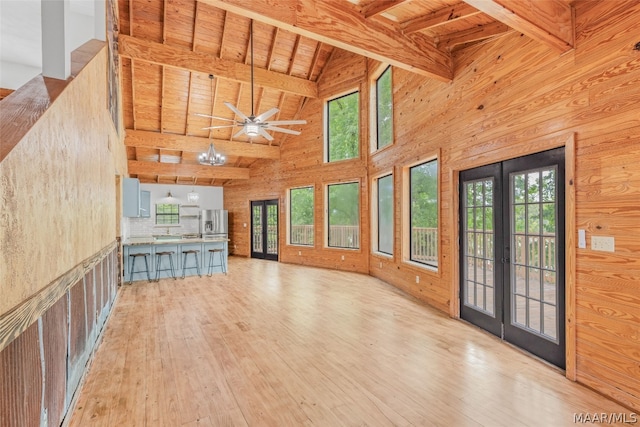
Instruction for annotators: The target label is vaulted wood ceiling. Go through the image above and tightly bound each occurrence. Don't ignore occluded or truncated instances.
[118,0,574,186]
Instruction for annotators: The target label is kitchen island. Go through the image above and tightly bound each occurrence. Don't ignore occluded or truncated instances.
[122,237,228,282]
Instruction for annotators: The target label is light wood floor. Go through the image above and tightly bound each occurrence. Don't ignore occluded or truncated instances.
[69,257,629,427]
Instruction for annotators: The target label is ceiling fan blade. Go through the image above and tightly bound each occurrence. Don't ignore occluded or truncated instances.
[255,107,279,122]
[202,125,238,130]
[258,127,274,141]
[266,119,307,126]
[233,127,246,139]
[224,101,250,121]
[265,126,301,135]
[194,113,238,123]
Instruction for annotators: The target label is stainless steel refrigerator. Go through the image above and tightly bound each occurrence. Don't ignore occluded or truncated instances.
[200,210,228,238]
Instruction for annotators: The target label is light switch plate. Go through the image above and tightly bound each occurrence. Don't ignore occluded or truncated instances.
[578,229,586,248]
[591,236,615,252]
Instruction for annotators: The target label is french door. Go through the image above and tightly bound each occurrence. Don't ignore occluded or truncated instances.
[251,200,279,261]
[460,148,565,368]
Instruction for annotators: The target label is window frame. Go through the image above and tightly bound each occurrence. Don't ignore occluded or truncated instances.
[371,172,394,257]
[155,203,179,225]
[324,90,361,164]
[402,153,440,273]
[370,64,393,153]
[325,180,361,250]
[287,185,315,247]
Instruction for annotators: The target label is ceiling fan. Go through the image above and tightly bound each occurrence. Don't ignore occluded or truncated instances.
[197,21,307,141]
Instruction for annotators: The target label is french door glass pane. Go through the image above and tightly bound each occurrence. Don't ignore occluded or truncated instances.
[267,204,278,255]
[252,205,263,253]
[510,167,558,342]
[462,178,495,316]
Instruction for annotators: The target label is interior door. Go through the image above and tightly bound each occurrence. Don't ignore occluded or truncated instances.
[251,200,278,261]
[460,148,565,369]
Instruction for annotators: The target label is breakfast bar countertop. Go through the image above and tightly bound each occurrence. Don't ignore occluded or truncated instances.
[122,236,230,246]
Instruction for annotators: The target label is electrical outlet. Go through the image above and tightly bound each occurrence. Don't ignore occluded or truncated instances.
[591,236,615,252]
[341,255,345,261]
[298,251,301,256]
[416,275,420,284]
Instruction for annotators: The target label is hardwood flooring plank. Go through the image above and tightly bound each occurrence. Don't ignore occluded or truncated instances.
[69,257,631,426]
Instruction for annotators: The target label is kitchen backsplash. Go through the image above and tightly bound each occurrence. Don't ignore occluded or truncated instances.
[126,216,200,237]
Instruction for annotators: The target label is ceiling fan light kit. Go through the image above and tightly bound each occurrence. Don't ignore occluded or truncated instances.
[198,20,307,141]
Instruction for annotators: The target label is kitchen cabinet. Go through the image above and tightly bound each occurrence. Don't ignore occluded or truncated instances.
[123,177,140,217]
[123,178,150,218]
[140,190,151,217]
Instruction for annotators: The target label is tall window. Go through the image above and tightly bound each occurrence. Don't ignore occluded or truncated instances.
[289,186,314,246]
[327,182,360,249]
[156,203,179,225]
[409,160,438,268]
[327,91,359,162]
[375,174,394,255]
[376,66,393,150]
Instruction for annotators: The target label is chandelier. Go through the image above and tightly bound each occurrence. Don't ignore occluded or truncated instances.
[199,74,226,166]
[199,142,226,166]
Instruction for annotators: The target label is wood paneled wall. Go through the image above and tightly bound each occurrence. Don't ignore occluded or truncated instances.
[0,41,126,425]
[225,1,640,411]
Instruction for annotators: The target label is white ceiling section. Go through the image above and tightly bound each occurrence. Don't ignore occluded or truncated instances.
[0,0,99,90]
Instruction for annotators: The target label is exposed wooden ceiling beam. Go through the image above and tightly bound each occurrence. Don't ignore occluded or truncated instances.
[125,130,281,159]
[438,21,512,51]
[361,0,407,19]
[401,2,482,34]
[128,160,250,180]
[119,35,318,98]
[463,0,574,53]
[201,0,453,82]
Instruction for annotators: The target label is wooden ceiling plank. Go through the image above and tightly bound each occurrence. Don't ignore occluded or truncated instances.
[361,0,407,19]
[267,27,280,71]
[192,1,200,51]
[219,10,229,58]
[201,0,452,82]
[401,2,482,34]
[119,35,318,98]
[128,160,250,180]
[438,21,512,51]
[308,41,323,81]
[463,0,574,52]
[125,129,281,159]
[287,35,301,76]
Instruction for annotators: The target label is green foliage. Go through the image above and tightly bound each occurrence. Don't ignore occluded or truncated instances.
[328,182,359,226]
[376,67,393,149]
[328,92,359,162]
[156,203,179,224]
[410,160,438,228]
[378,174,394,254]
[290,187,314,226]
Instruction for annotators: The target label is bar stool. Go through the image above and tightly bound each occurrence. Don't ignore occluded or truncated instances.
[128,252,151,284]
[154,251,176,281]
[207,248,226,276]
[181,249,201,278]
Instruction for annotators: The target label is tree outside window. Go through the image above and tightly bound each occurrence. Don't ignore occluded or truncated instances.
[410,160,438,267]
[156,203,179,225]
[327,182,360,249]
[290,186,314,246]
[327,92,359,162]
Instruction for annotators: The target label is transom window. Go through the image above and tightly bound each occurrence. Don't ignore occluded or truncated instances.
[327,182,360,249]
[326,91,359,162]
[156,203,179,225]
[289,186,314,246]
